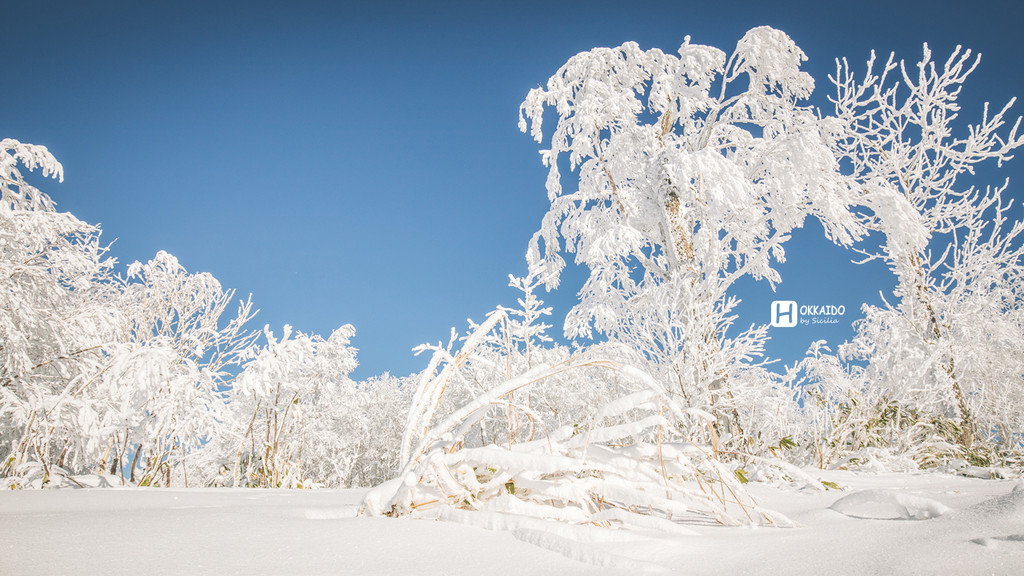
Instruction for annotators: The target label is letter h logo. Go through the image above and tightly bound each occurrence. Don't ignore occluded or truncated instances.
[771,301,798,328]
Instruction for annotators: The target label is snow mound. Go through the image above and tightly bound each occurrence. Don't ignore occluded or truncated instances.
[829,489,952,520]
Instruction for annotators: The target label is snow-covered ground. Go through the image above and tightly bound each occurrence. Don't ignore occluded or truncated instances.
[2,471,1022,575]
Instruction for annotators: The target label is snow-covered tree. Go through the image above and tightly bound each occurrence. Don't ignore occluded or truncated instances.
[0,138,64,211]
[831,45,1024,455]
[791,340,957,471]
[105,251,257,486]
[0,139,122,486]
[1,138,262,487]
[518,27,863,446]
[209,324,409,488]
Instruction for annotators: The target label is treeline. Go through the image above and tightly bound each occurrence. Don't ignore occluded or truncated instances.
[3,28,1023,507]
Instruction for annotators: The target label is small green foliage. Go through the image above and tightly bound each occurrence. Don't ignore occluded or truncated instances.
[965,445,995,468]
[768,436,797,457]
[504,481,515,495]
[821,480,841,491]
[734,469,749,484]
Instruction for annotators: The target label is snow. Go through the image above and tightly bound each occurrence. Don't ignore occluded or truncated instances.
[2,471,1022,575]
[829,489,953,520]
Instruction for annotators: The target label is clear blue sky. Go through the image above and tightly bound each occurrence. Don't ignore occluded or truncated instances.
[5,0,1023,379]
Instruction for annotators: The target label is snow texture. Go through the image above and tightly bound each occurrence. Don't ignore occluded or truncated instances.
[3,472,1023,575]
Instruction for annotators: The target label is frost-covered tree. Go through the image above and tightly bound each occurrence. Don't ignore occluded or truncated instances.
[1,138,263,487]
[519,27,863,445]
[0,139,122,485]
[1,136,410,489]
[0,139,64,211]
[831,45,1024,454]
[208,324,409,488]
[105,251,257,486]
[792,340,959,471]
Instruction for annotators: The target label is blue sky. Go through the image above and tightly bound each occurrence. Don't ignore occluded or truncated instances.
[6,0,1023,379]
